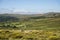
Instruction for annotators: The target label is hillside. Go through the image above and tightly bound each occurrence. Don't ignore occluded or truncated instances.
[0,12,60,22]
[0,12,60,40]
[0,12,60,30]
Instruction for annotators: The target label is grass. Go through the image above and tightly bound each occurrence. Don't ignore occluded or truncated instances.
[0,30,60,40]
[0,18,60,40]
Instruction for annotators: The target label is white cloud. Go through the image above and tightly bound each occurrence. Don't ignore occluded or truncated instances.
[13,9,28,12]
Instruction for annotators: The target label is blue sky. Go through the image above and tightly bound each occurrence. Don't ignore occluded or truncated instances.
[0,0,60,13]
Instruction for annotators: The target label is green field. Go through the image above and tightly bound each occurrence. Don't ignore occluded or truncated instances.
[0,18,60,30]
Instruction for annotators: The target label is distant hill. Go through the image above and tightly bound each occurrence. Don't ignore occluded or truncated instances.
[43,12,60,18]
[0,12,60,29]
[0,14,19,22]
[0,12,60,22]
[29,12,60,19]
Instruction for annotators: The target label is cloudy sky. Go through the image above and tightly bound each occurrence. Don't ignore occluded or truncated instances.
[0,0,60,14]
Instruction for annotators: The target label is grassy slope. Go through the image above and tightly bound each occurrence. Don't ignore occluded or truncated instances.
[0,13,60,40]
[0,18,60,30]
[21,18,60,30]
[0,12,60,30]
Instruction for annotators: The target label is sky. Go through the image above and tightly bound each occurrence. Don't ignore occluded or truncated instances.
[0,0,60,14]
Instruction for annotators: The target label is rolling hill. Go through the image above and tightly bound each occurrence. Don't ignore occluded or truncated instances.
[0,12,60,30]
